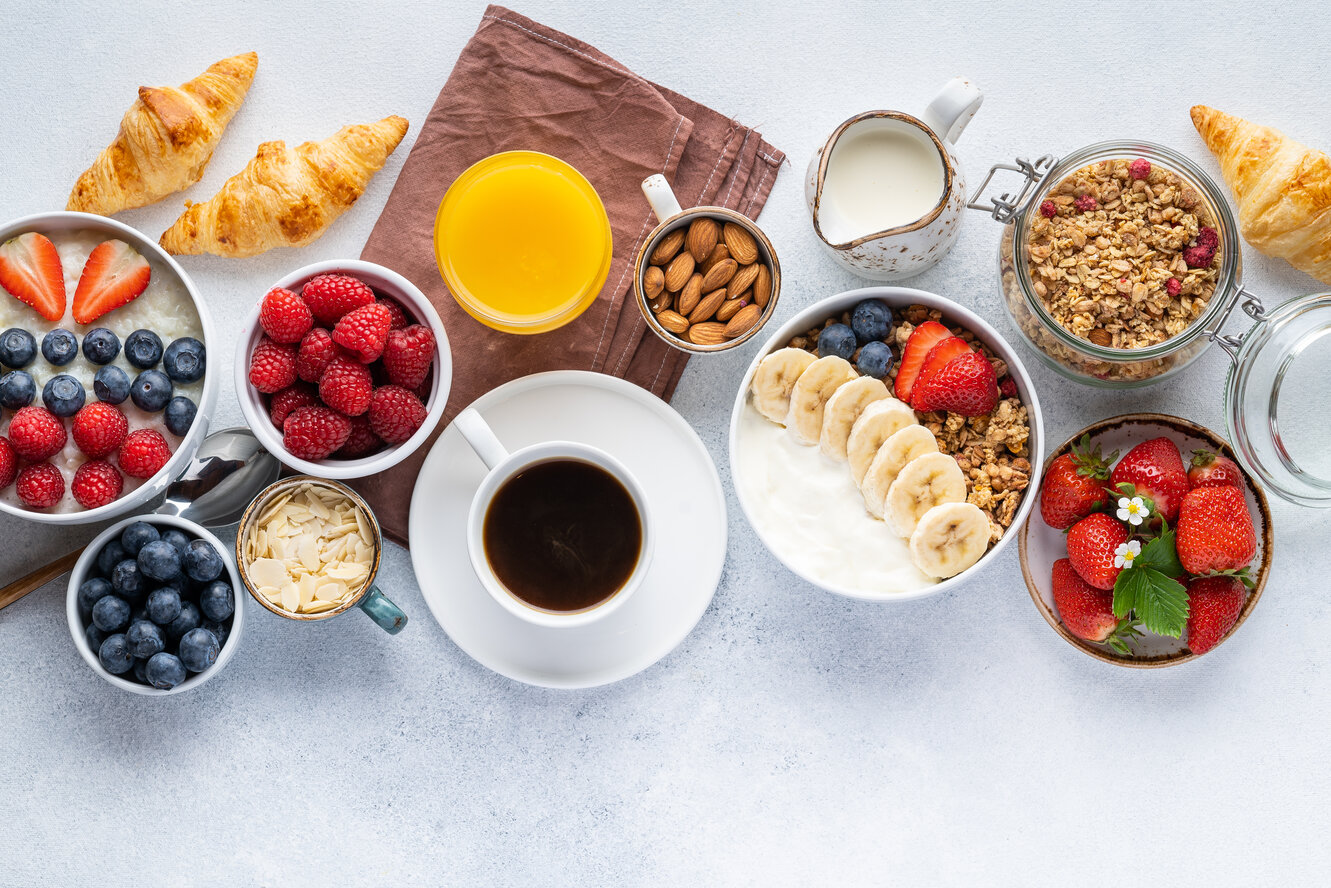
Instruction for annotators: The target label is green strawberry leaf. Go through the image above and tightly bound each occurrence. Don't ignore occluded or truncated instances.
[1134,528,1184,578]
[1103,617,1144,657]
[1113,566,1189,638]
[1196,567,1257,589]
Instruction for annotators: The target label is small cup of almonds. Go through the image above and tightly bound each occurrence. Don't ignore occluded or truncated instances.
[634,174,781,352]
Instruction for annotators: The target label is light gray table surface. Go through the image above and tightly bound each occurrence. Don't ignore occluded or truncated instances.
[4,1,1331,884]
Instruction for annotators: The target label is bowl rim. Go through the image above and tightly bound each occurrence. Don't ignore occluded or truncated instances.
[66,513,245,695]
[0,210,220,525]
[233,258,452,480]
[727,285,1045,602]
[1017,412,1274,668]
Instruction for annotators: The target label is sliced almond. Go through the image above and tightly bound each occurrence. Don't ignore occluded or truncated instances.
[663,251,695,292]
[688,288,727,324]
[687,322,728,346]
[649,228,685,266]
[685,216,719,264]
[723,303,762,338]
[727,262,761,299]
[643,265,665,300]
[657,310,689,335]
[700,258,737,293]
[753,263,773,308]
[723,222,759,265]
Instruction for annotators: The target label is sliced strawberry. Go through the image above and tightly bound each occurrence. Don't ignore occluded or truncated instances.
[72,240,151,324]
[893,320,950,403]
[911,336,971,401]
[0,232,66,321]
[910,352,1000,416]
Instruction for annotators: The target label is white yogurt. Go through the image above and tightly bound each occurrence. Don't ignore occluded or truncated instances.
[734,400,937,596]
[0,229,204,513]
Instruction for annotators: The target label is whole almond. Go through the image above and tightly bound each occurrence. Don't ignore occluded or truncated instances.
[1088,328,1113,347]
[657,310,690,335]
[677,273,703,316]
[663,251,696,292]
[650,228,686,266]
[723,303,762,338]
[716,297,747,323]
[687,322,727,346]
[685,217,719,264]
[688,288,727,324]
[643,265,665,300]
[727,262,761,299]
[700,258,737,293]
[700,243,731,275]
[753,263,772,308]
[649,291,672,313]
[723,222,759,265]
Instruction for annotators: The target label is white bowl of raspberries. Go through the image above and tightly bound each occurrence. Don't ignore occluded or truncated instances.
[235,260,451,479]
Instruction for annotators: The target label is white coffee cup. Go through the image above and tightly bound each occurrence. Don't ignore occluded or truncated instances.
[453,407,654,629]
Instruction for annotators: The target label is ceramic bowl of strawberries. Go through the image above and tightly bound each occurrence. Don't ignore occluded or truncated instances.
[1020,413,1274,666]
[234,260,451,480]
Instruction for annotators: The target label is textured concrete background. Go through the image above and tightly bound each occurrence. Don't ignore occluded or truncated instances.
[3,1,1331,884]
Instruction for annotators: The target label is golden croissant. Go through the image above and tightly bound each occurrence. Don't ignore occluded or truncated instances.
[67,52,258,216]
[158,116,409,258]
[1191,105,1331,284]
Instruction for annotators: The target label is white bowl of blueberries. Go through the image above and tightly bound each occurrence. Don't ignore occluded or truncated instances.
[67,514,243,694]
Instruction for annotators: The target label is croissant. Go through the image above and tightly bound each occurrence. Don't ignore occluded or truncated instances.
[1191,105,1331,284]
[67,52,258,216]
[158,116,409,258]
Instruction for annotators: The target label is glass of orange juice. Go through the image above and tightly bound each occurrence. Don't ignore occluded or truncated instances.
[433,151,614,334]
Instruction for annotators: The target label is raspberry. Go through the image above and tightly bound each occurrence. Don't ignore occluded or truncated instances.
[258,286,314,344]
[118,428,172,479]
[296,328,338,383]
[318,356,374,416]
[71,402,129,458]
[336,414,383,459]
[16,463,64,509]
[332,303,392,363]
[1196,226,1219,250]
[1183,242,1217,269]
[248,337,298,394]
[72,459,123,509]
[1129,157,1152,180]
[8,406,67,461]
[368,385,428,445]
[382,324,436,390]
[377,297,410,330]
[1074,194,1098,213]
[1039,200,1057,218]
[1166,277,1182,297]
[302,274,375,326]
[269,384,319,429]
[999,376,1018,399]
[0,436,16,489]
[283,406,352,460]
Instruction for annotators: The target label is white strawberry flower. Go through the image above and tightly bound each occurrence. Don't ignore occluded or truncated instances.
[1114,539,1142,569]
[1117,496,1148,526]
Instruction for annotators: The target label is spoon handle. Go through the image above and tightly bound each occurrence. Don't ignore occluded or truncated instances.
[0,547,86,611]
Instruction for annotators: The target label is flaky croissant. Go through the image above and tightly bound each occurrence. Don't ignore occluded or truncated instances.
[1191,105,1331,284]
[67,52,257,216]
[158,116,409,258]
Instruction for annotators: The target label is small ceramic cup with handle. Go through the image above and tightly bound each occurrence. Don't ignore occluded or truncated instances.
[453,407,654,629]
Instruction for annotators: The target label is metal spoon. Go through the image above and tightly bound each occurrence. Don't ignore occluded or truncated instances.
[0,427,281,610]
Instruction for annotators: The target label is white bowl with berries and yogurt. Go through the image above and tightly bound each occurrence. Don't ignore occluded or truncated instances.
[0,212,215,524]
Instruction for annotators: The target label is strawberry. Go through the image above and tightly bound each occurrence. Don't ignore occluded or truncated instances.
[0,436,16,489]
[295,327,338,383]
[1066,512,1129,591]
[7,405,67,461]
[258,286,313,344]
[336,413,383,459]
[1176,486,1256,575]
[332,302,392,363]
[318,355,374,416]
[911,335,971,398]
[71,459,123,509]
[377,297,410,330]
[248,337,298,394]
[368,385,428,444]
[301,273,375,326]
[1051,558,1139,653]
[282,406,352,460]
[1039,434,1116,529]
[71,240,150,324]
[1185,574,1246,655]
[71,402,129,459]
[909,352,999,416]
[268,384,319,429]
[1109,436,1188,523]
[16,463,64,509]
[893,320,950,402]
[1187,449,1244,490]
[0,232,65,321]
[118,429,172,479]
[382,324,435,390]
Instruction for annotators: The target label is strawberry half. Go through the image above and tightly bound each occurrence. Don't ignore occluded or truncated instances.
[73,240,151,324]
[0,232,66,321]
[893,320,950,403]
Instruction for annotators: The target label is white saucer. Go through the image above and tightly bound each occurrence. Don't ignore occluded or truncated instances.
[409,371,727,689]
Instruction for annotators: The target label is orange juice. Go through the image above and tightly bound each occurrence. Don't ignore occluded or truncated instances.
[434,151,613,334]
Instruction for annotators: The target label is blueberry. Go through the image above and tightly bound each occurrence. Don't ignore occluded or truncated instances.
[137,539,181,582]
[201,618,229,649]
[91,595,131,632]
[146,586,182,625]
[160,529,191,556]
[120,521,160,556]
[198,581,234,621]
[163,337,205,383]
[851,300,893,344]
[93,365,130,404]
[178,627,220,673]
[132,657,151,684]
[85,623,108,652]
[98,634,134,674]
[145,652,187,689]
[166,601,201,643]
[42,373,85,417]
[96,540,127,576]
[125,330,163,368]
[126,619,166,659]
[163,396,196,436]
[0,328,37,368]
[130,369,172,412]
[856,340,895,379]
[77,577,114,612]
[41,329,78,366]
[183,540,224,583]
[817,323,857,360]
[81,328,121,365]
[110,559,144,600]
[0,370,35,409]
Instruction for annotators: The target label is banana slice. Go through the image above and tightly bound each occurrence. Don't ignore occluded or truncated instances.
[846,398,918,487]
[785,355,858,445]
[884,451,968,538]
[750,348,818,424]
[860,425,938,518]
[909,502,991,578]
[819,376,890,461]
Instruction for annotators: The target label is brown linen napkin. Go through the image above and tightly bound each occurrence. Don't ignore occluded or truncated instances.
[352,5,785,544]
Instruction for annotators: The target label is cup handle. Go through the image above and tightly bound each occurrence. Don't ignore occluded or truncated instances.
[921,77,983,145]
[641,174,684,223]
[357,585,407,634]
[454,407,509,470]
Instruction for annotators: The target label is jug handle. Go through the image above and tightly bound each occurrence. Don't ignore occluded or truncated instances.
[642,174,684,223]
[921,77,983,145]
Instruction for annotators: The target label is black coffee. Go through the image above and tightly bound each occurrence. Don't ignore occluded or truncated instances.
[483,459,642,613]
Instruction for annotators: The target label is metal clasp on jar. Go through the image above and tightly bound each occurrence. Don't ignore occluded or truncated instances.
[967,156,1056,223]
[1207,288,1269,365]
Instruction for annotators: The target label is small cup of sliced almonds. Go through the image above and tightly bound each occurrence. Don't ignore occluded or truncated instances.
[634,174,781,352]
[235,476,408,634]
